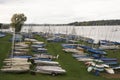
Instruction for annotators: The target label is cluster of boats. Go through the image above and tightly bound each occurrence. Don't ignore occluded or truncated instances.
[98,40,120,50]
[26,38,66,76]
[62,41,120,75]
[38,32,120,75]
[1,31,120,77]
[1,37,66,75]
[1,42,31,73]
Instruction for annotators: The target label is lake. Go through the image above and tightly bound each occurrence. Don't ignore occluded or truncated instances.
[21,25,120,43]
[1,25,120,42]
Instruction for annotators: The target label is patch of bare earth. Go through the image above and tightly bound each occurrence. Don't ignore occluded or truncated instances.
[100,70,120,79]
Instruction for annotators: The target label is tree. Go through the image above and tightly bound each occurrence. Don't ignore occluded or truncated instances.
[10,13,27,32]
[10,13,27,57]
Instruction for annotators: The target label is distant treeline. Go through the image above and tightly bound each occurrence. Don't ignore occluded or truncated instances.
[68,20,120,26]
[23,24,67,26]
[0,23,10,29]
[1,19,120,28]
[24,19,120,26]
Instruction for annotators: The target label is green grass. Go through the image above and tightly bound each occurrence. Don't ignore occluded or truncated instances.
[0,35,120,80]
[105,50,120,62]
[0,34,11,68]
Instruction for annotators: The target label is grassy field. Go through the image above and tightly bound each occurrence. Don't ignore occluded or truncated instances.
[0,34,120,80]
[0,34,11,68]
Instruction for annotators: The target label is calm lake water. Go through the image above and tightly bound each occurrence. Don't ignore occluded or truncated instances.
[1,25,119,42]
[21,25,120,43]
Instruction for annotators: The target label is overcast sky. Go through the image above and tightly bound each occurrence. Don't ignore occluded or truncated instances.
[0,0,120,24]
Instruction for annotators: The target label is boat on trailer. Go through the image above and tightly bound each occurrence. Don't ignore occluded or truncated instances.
[33,66,66,76]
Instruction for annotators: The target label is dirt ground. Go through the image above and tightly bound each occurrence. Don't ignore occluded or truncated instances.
[100,70,120,79]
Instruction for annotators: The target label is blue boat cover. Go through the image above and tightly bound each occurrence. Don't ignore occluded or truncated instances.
[104,61,118,65]
[79,45,92,50]
[33,58,51,61]
[62,44,77,49]
[100,58,117,61]
[88,49,107,55]
[10,55,32,58]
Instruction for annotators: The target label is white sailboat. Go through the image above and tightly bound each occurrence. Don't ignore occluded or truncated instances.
[4,58,28,61]
[34,60,59,66]
[1,66,29,73]
[33,54,58,59]
[99,45,119,50]
[104,67,115,74]
[24,38,38,42]
[34,66,66,75]
[32,41,44,45]
[5,62,31,66]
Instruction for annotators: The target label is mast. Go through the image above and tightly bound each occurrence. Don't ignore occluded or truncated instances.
[11,28,15,58]
[28,25,32,38]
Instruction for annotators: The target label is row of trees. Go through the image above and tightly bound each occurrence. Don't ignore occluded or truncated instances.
[68,20,120,26]
[22,19,120,26]
[1,16,120,28]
